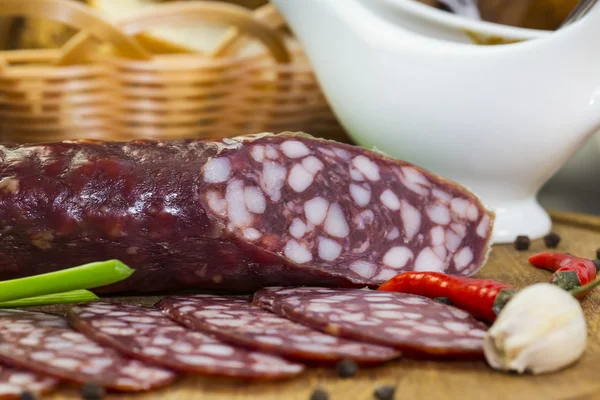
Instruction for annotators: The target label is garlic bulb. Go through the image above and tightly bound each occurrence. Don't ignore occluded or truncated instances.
[483,282,586,375]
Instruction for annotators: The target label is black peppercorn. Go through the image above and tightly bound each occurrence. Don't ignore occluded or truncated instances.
[335,358,358,378]
[514,235,530,251]
[374,385,396,400]
[310,387,329,400]
[19,392,36,400]
[543,232,561,248]
[434,297,452,305]
[80,383,106,400]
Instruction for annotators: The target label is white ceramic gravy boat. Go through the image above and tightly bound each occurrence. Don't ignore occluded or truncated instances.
[271,0,600,243]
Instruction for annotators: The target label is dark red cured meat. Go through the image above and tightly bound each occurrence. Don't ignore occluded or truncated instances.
[67,302,304,380]
[0,133,494,293]
[0,310,175,391]
[252,287,489,358]
[156,295,402,364]
[0,365,58,399]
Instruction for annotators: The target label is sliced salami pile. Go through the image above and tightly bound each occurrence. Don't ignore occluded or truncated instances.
[252,287,488,358]
[0,133,494,294]
[67,302,304,380]
[156,295,402,364]
[0,310,175,391]
[0,365,58,400]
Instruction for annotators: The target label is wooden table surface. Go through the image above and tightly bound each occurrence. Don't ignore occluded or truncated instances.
[36,210,600,400]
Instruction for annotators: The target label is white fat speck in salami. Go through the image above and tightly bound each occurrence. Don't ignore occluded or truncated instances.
[244,186,266,214]
[319,147,336,157]
[380,189,400,211]
[432,189,452,203]
[289,218,307,239]
[68,302,303,380]
[252,287,488,358]
[157,296,400,364]
[452,223,467,237]
[387,228,400,241]
[350,167,365,181]
[304,197,329,226]
[426,204,451,225]
[453,247,474,271]
[333,148,351,160]
[402,167,431,187]
[265,145,279,159]
[434,245,447,261]
[477,215,491,238]
[383,247,413,269]
[288,164,314,193]
[352,156,380,181]
[0,365,58,399]
[324,203,350,238]
[415,247,445,272]
[0,309,174,391]
[401,200,421,241]
[301,156,324,174]
[318,237,342,261]
[430,226,445,246]
[226,180,252,228]
[284,240,312,264]
[467,204,479,221]
[349,184,371,207]
[376,267,399,281]
[251,145,265,162]
[450,198,470,219]
[280,141,311,158]
[446,229,463,252]
[397,167,430,195]
[243,228,261,241]
[260,161,287,201]
[203,158,231,183]
[350,261,376,279]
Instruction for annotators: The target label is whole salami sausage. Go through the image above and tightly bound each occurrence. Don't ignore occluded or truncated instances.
[67,302,304,380]
[0,365,58,400]
[0,133,494,293]
[252,287,489,358]
[0,310,175,391]
[156,295,402,364]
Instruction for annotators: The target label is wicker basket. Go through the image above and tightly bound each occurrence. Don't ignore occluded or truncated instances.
[0,0,347,143]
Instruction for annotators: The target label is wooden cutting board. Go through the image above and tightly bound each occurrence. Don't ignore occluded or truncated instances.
[36,210,600,400]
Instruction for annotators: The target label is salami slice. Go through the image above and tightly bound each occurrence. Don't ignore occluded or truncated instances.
[0,365,58,400]
[252,287,489,358]
[0,310,175,391]
[0,133,494,294]
[156,295,401,364]
[67,302,304,380]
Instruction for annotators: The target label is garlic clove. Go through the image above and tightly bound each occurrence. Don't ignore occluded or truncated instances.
[483,282,586,375]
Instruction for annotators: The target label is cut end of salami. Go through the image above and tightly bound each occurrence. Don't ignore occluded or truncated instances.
[0,365,58,400]
[156,295,401,365]
[252,287,489,358]
[68,302,304,380]
[0,310,175,392]
[201,133,494,285]
[0,132,493,294]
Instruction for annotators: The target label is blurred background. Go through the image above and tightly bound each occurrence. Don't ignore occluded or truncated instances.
[0,0,579,50]
[0,0,596,215]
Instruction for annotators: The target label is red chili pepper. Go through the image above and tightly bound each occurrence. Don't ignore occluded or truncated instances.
[528,252,597,298]
[377,272,515,323]
[528,252,576,271]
